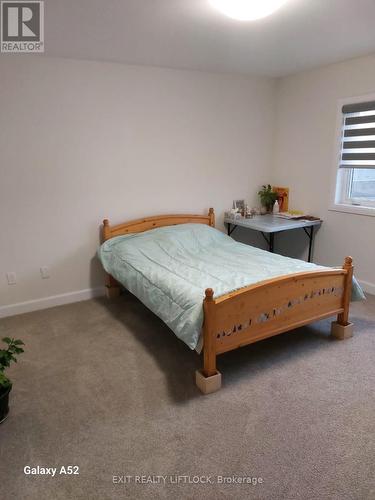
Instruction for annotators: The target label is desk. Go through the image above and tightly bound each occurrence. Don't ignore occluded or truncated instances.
[224,214,322,262]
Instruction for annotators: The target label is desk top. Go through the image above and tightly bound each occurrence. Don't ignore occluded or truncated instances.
[224,214,322,233]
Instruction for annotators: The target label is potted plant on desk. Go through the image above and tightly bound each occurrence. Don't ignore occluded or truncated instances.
[0,337,25,423]
[258,184,278,213]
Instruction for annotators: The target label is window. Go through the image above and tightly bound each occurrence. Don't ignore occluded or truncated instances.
[334,99,375,213]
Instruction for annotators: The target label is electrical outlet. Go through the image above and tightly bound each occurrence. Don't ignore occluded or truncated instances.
[40,266,50,279]
[6,272,17,285]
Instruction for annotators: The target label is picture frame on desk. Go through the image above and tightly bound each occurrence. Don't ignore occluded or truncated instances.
[233,199,245,213]
[273,187,289,212]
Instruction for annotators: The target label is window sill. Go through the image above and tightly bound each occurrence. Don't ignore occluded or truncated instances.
[329,203,375,217]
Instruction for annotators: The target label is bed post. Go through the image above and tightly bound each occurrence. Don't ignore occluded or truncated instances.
[103,219,121,299]
[195,288,222,394]
[331,256,354,339]
[102,219,111,242]
[208,207,215,227]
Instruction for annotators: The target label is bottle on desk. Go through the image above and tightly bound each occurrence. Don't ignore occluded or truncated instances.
[273,200,280,214]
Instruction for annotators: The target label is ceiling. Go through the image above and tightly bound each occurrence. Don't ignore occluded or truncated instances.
[42,0,375,77]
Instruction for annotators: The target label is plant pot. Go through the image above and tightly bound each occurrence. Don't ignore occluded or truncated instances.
[261,205,273,214]
[0,385,11,424]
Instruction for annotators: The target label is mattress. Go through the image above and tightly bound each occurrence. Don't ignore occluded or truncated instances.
[98,223,364,350]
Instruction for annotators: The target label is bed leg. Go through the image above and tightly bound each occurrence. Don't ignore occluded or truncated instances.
[196,369,221,394]
[331,321,353,340]
[331,256,354,340]
[195,288,222,394]
[105,274,121,299]
[106,286,121,299]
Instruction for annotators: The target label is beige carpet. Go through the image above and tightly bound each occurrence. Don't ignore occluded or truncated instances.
[0,292,374,500]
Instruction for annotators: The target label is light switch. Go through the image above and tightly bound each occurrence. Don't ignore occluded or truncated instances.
[6,272,16,285]
[40,266,50,279]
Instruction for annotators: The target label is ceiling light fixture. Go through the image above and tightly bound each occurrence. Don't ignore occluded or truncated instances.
[209,0,289,21]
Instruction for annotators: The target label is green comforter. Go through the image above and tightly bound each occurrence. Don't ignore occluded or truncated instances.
[98,223,364,350]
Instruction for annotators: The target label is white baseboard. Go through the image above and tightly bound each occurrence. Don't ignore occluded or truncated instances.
[1,279,373,320]
[358,280,375,296]
[0,287,106,319]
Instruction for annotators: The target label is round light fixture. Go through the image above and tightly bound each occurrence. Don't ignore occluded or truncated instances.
[209,0,289,21]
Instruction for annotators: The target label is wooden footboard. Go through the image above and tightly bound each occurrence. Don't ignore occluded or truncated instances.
[201,257,353,380]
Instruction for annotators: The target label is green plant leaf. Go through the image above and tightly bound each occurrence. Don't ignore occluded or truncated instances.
[0,337,25,377]
[0,371,11,388]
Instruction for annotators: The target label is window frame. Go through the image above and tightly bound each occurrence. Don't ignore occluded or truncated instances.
[330,93,375,217]
[338,168,375,207]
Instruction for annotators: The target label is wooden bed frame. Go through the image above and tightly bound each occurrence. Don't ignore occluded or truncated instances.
[102,208,354,394]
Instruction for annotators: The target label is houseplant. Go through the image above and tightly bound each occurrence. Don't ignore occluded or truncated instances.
[0,337,24,423]
[258,184,278,213]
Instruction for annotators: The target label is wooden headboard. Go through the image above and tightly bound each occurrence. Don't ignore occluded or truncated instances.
[102,208,215,242]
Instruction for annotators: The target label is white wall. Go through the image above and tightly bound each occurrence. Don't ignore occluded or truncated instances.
[273,54,375,293]
[0,56,276,312]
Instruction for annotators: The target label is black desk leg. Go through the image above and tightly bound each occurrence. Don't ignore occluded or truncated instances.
[303,226,315,262]
[308,226,314,262]
[261,232,275,253]
[227,223,237,237]
[269,233,274,253]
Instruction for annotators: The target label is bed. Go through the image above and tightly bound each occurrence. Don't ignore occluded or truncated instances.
[98,208,364,393]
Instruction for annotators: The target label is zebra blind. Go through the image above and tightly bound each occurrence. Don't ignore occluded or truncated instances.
[340,100,375,169]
